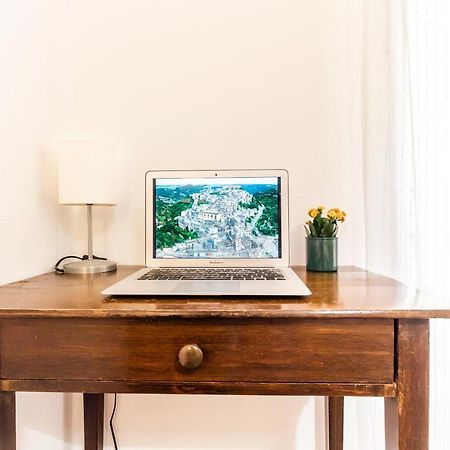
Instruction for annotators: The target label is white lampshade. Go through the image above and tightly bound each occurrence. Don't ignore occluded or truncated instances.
[58,140,118,205]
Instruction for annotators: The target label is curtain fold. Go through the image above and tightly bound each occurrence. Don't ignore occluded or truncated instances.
[363,0,450,448]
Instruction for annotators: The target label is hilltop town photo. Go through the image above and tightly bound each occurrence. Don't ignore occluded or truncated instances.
[154,177,281,259]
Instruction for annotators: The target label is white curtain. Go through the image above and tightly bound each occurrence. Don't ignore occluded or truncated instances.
[363,0,450,448]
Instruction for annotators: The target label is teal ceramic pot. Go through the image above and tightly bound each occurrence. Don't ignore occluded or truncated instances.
[306,237,338,272]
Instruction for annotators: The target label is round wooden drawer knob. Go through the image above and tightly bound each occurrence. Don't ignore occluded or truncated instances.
[178,344,204,369]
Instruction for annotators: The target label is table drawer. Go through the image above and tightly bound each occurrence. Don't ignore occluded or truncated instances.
[0,317,394,383]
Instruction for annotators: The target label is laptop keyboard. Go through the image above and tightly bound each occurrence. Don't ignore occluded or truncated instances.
[138,268,286,281]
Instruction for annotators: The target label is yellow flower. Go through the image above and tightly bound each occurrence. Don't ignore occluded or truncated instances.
[308,208,319,218]
[336,210,346,221]
[327,210,337,220]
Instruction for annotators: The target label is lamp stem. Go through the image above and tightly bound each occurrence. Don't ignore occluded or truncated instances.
[62,202,116,274]
[87,204,93,261]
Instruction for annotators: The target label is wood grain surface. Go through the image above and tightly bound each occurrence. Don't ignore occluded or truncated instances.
[0,317,393,383]
[0,267,439,450]
[328,397,344,450]
[0,266,449,319]
[385,319,430,450]
[0,392,16,450]
[83,394,104,450]
[0,379,396,397]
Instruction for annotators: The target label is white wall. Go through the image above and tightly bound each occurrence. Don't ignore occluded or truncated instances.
[59,0,366,269]
[0,0,68,284]
[0,1,382,449]
[0,1,73,449]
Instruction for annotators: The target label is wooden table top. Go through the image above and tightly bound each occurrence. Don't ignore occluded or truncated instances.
[0,266,449,319]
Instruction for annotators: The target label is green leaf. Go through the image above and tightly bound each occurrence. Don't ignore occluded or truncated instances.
[304,224,311,236]
[312,217,322,236]
[322,220,334,237]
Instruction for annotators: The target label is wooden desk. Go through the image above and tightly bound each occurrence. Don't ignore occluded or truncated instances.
[1,266,449,450]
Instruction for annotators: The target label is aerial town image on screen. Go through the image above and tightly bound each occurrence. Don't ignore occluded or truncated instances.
[155,177,280,258]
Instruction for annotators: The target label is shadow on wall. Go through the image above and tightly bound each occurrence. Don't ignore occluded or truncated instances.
[48,393,323,450]
[101,394,320,450]
[17,392,328,450]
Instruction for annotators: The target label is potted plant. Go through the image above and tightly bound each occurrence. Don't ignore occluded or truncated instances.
[304,206,346,272]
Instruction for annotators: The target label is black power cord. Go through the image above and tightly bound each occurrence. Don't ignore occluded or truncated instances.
[110,393,119,450]
[54,255,107,273]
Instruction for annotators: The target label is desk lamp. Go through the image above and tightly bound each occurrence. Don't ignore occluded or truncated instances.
[58,140,118,274]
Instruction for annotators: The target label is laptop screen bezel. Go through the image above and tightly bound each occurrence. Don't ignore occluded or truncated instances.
[145,169,290,268]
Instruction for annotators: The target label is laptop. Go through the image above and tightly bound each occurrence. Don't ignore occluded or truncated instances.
[102,169,311,296]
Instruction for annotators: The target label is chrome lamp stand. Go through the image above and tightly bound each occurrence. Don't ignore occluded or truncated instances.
[63,204,117,274]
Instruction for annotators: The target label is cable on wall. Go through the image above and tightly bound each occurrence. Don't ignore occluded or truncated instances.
[110,393,119,450]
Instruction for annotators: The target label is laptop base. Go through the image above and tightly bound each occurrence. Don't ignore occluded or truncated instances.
[101,267,311,297]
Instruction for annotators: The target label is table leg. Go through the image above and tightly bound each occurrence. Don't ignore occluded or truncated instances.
[84,393,104,450]
[385,319,429,450]
[0,391,16,450]
[328,396,344,450]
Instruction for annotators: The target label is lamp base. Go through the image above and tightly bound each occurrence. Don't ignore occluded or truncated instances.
[63,259,117,274]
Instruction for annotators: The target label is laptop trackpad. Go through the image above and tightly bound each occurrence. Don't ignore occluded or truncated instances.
[172,281,240,294]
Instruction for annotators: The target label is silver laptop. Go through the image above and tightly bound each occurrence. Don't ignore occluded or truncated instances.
[102,169,311,296]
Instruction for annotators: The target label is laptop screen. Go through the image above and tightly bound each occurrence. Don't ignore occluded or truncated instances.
[153,176,282,259]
